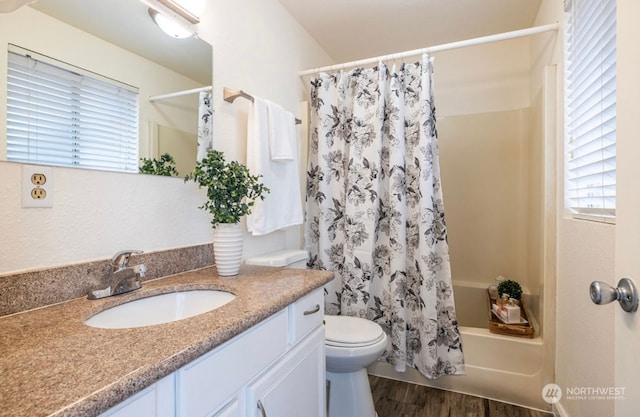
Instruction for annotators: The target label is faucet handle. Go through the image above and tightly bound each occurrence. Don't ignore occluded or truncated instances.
[111,249,143,269]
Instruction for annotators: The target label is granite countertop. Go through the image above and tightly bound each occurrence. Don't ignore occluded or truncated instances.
[0,264,333,417]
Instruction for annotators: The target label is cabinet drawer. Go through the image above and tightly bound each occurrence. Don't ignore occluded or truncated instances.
[177,310,287,417]
[289,288,324,345]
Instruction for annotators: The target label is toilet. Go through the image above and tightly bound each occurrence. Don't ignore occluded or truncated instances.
[323,314,387,417]
[244,250,388,417]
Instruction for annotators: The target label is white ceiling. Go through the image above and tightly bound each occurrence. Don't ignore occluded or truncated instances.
[276,0,542,64]
[25,0,542,81]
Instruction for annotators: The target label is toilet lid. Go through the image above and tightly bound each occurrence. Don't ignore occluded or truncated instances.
[324,315,385,346]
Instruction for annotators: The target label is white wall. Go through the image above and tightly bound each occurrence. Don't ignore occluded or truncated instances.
[0,0,332,274]
[532,1,617,416]
[0,161,212,273]
[198,0,333,258]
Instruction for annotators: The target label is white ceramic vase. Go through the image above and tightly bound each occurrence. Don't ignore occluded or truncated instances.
[212,223,243,276]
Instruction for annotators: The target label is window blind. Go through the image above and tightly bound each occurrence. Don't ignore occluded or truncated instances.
[564,0,617,220]
[6,47,140,173]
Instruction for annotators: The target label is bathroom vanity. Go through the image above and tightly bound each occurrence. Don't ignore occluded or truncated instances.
[102,289,325,417]
[0,264,333,417]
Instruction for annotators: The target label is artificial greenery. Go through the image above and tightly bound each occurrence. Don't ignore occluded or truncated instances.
[139,153,179,177]
[185,150,269,228]
[497,279,523,300]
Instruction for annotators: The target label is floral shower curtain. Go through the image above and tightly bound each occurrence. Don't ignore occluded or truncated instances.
[196,91,213,161]
[305,54,465,379]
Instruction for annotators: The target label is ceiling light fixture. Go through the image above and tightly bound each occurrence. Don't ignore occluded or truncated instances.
[148,8,194,39]
[143,0,205,39]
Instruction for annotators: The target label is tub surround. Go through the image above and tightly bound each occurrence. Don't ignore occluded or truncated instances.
[0,263,333,417]
[370,281,549,410]
[0,243,215,317]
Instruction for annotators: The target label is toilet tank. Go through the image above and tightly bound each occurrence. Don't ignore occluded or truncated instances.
[244,249,308,269]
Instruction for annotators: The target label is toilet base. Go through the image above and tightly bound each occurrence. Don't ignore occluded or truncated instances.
[327,369,377,417]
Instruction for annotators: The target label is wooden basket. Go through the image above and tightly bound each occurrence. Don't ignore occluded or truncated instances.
[487,289,534,338]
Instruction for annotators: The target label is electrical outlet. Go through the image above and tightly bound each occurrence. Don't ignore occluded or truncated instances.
[31,173,47,185]
[23,165,53,208]
[30,188,47,200]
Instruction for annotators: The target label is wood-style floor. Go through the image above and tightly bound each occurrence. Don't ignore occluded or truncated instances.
[369,376,554,417]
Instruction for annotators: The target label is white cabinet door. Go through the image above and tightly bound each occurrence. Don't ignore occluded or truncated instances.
[99,374,175,417]
[247,327,325,417]
[176,310,287,417]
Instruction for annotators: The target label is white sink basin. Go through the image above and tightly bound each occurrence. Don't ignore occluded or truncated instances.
[85,290,236,329]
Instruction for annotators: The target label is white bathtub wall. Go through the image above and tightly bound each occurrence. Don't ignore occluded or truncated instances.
[0,0,333,274]
[526,89,546,332]
[452,282,490,329]
[434,38,545,307]
[435,38,531,117]
[438,109,531,291]
[529,3,560,411]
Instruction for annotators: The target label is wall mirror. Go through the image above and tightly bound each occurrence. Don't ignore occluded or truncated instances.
[0,0,212,177]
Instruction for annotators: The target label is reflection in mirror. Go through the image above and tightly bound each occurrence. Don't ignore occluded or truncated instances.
[0,0,212,177]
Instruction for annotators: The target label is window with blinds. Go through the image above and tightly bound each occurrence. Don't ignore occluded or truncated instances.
[6,46,139,173]
[564,0,617,221]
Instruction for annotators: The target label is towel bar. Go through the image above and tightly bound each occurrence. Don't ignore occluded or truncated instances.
[223,87,302,125]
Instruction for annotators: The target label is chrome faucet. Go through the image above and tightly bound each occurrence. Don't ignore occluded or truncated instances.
[88,250,147,300]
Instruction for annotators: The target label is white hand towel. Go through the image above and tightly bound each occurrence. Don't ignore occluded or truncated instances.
[246,97,303,236]
[265,99,296,161]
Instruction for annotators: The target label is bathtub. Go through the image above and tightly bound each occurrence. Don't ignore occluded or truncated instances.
[368,280,552,411]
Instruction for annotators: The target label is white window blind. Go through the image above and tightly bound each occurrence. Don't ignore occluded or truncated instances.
[564,0,617,221]
[6,46,139,173]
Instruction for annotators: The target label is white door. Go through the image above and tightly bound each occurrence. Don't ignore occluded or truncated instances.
[614,1,640,416]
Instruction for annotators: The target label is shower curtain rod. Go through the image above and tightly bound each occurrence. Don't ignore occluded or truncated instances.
[299,22,559,77]
[148,85,212,102]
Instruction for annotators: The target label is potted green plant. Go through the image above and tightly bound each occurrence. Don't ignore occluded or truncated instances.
[139,153,179,176]
[185,150,269,276]
[497,279,523,301]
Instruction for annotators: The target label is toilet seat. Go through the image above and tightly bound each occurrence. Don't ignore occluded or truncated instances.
[324,315,385,348]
